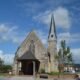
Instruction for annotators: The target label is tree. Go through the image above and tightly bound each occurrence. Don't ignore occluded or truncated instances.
[1,65,12,73]
[0,57,12,73]
[58,49,63,72]
[0,57,4,72]
[0,58,3,66]
[58,40,73,72]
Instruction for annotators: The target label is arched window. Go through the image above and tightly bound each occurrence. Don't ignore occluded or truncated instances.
[48,52,51,62]
[29,40,35,54]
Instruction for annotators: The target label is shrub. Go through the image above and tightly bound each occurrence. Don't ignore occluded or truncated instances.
[48,72,60,75]
[40,69,45,73]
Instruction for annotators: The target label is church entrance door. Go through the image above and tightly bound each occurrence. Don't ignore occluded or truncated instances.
[21,60,40,75]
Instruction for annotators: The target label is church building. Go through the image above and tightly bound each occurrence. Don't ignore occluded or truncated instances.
[13,15,59,75]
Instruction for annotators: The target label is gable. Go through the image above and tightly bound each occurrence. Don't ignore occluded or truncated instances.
[15,30,47,60]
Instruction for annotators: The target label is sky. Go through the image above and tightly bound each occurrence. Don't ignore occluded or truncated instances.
[0,0,80,64]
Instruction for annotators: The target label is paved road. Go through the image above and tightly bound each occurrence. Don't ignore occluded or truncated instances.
[0,76,75,80]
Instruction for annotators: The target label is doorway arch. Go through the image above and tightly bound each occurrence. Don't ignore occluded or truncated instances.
[21,60,40,75]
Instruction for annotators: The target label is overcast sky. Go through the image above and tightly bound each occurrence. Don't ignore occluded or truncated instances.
[0,0,80,64]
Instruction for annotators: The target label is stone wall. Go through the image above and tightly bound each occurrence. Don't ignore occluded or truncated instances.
[13,31,48,75]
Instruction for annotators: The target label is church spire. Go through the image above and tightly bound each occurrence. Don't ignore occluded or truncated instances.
[48,14,57,41]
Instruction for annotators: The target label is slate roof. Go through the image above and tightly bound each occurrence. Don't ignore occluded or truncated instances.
[17,51,37,61]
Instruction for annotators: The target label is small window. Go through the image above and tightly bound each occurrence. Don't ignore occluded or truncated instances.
[51,35,53,37]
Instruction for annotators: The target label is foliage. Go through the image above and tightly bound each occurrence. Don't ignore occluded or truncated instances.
[48,72,62,75]
[0,57,12,73]
[0,65,12,73]
[0,58,4,66]
[3,65,12,72]
[40,68,45,73]
[58,40,73,72]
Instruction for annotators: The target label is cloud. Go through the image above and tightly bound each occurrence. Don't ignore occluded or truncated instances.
[0,50,14,64]
[57,32,80,51]
[36,30,47,45]
[0,24,9,33]
[35,29,80,51]
[4,53,15,65]
[58,32,70,43]
[58,32,80,44]
[71,48,80,64]
[33,10,51,25]
[54,7,71,29]
[33,7,71,29]
[0,50,4,60]
[20,0,74,16]
[0,24,25,44]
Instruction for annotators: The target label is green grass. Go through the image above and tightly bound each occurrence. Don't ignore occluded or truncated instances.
[48,72,60,75]
[47,72,71,75]
[0,73,10,77]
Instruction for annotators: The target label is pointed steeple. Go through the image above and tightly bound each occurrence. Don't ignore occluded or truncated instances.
[48,14,57,41]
